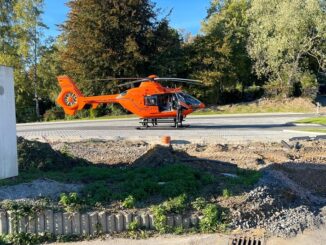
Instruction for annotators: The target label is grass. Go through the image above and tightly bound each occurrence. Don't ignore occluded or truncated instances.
[194,98,316,115]
[294,116,326,125]
[0,160,262,211]
[294,128,326,133]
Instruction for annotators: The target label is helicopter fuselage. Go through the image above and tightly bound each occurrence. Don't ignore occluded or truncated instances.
[56,75,205,122]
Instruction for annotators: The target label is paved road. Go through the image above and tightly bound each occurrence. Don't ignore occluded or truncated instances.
[17,113,324,143]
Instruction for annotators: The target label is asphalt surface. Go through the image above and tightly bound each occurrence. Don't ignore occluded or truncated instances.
[16,113,325,143]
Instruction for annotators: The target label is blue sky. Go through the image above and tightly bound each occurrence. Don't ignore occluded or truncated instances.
[43,0,210,38]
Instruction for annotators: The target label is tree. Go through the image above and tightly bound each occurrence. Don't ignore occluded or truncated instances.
[59,0,185,96]
[188,0,253,104]
[14,0,47,118]
[60,0,155,95]
[247,0,326,97]
[0,0,46,121]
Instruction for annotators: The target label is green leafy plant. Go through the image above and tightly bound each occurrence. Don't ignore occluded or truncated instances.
[191,197,207,211]
[163,194,188,214]
[59,193,82,212]
[222,189,232,198]
[122,195,136,209]
[199,204,220,232]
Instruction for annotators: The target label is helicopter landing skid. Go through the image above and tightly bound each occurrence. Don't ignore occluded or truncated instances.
[137,118,189,129]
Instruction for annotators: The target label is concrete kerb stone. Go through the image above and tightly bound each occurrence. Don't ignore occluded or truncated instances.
[0,211,201,236]
[37,212,45,234]
[115,213,124,232]
[98,211,107,233]
[0,212,8,234]
[89,212,98,235]
[81,213,90,235]
[107,214,116,233]
[124,213,133,230]
[45,210,54,233]
[72,212,81,235]
[63,212,72,235]
[28,215,37,233]
[54,212,63,235]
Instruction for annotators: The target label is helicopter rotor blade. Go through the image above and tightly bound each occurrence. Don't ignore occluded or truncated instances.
[154,78,204,86]
[85,77,145,82]
[116,78,150,88]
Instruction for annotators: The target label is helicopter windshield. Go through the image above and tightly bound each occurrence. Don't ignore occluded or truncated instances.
[176,92,201,106]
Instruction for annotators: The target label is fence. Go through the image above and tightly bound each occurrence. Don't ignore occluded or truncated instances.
[0,210,200,235]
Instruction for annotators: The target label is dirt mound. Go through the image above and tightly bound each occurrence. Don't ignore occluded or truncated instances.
[17,137,81,171]
[51,140,149,165]
[132,145,176,167]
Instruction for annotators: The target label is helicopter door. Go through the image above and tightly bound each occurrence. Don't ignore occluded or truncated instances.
[144,95,158,106]
[157,94,176,112]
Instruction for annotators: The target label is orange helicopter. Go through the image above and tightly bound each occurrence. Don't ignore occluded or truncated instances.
[56,75,205,128]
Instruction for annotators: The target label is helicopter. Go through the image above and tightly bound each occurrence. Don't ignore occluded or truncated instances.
[56,75,205,128]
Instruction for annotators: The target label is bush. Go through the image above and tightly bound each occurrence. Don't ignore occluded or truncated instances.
[299,72,318,99]
[43,106,65,121]
[107,104,127,116]
[264,79,291,98]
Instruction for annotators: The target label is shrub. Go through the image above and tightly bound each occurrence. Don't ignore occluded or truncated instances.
[107,104,127,116]
[263,79,291,98]
[43,107,65,121]
[300,72,318,99]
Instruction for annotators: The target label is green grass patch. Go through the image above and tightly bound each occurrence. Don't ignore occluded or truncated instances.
[294,116,326,125]
[293,128,326,133]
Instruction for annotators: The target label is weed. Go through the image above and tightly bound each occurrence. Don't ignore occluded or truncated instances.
[173,226,184,235]
[191,197,207,211]
[150,204,168,233]
[59,193,82,212]
[122,195,136,209]
[199,204,228,233]
[81,181,111,205]
[199,204,220,232]
[163,194,188,213]
[222,189,232,198]
[128,220,140,231]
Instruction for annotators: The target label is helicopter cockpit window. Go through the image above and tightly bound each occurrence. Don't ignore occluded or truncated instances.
[176,92,201,106]
[145,95,158,106]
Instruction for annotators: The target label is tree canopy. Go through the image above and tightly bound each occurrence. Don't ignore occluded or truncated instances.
[1,0,325,122]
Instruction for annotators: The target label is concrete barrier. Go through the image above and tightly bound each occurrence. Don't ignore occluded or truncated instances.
[0,66,18,179]
[0,210,200,236]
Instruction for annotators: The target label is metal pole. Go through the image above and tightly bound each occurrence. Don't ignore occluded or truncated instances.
[33,25,40,119]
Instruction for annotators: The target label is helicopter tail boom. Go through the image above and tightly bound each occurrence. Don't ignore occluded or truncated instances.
[56,75,119,115]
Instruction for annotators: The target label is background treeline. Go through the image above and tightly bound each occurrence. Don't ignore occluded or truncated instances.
[0,0,325,122]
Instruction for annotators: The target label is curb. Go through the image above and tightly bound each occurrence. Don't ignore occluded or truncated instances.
[283,129,326,135]
[0,210,200,235]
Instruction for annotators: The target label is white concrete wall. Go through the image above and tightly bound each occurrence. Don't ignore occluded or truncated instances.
[0,66,18,179]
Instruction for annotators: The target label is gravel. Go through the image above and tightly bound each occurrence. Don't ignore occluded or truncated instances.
[230,185,325,238]
[0,179,83,201]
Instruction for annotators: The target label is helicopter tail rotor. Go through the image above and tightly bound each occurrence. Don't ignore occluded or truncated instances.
[56,76,86,115]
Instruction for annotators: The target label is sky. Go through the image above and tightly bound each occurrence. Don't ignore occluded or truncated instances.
[43,0,210,38]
